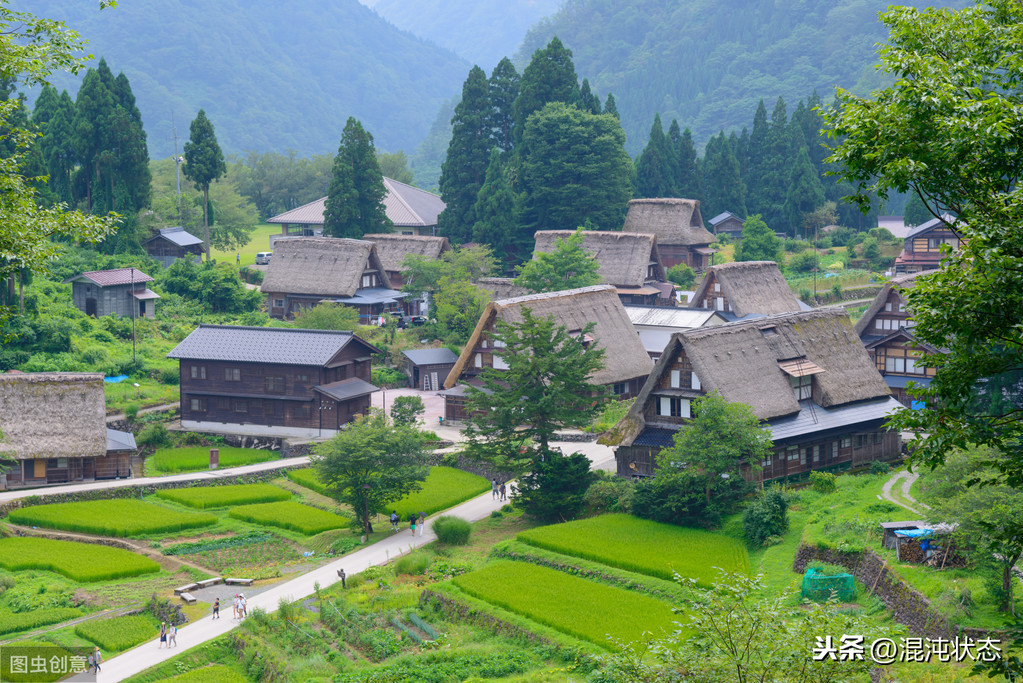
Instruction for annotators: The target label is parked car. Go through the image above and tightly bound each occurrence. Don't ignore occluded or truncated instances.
[255,251,272,265]
[399,315,428,328]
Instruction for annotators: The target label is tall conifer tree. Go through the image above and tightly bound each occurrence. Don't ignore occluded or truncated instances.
[183,109,227,259]
[784,145,825,238]
[673,122,701,201]
[511,37,579,144]
[756,97,796,233]
[488,58,520,153]
[701,132,746,220]
[472,148,519,260]
[603,93,619,119]
[743,100,769,216]
[635,114,675,198]
[437,66,494,243]
[323,116,391,240]
[579,78,601,115]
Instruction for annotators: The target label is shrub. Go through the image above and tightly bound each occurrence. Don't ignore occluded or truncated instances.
[809,471,838,494]
[0,607,83,636]
[666,263,695,289]
[788,251,816,273]
[391,395,425,427]
[743,488,789,547]
[869,460,892,475]
[8,500,216,538]
[136,423,172,449]
[513,451,594,522]
[156,484,291,509]
[150,446,278,473]
[830,283,843,299]
[159,366,180,385]
[228,501,349,535]
[432,516,471,545]
[359,627,403,661]
[76,614,155,651]
[371,365,406,387]
[124,404,140,422]
[584,477,634,515]
[392,553,431,576]
[0,537,160,582]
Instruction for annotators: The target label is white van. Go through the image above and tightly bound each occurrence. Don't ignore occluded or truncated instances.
[255,252,272,265]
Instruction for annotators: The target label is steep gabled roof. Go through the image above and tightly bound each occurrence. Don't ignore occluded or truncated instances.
[142,226,204,248]
[261,237,386,298]
[362,234,450,273]
[444,285,651,388]
[532,230,665,287]
[853,271,933,337]
[708,211,744,227]
[167,324,380,366]
[0,373,107,459]
[906,214,957,238]
[622,198,715,246]
[476,277,529,300]
[66,268,154,287]
[265,178,446,228]
[690,261,801,317]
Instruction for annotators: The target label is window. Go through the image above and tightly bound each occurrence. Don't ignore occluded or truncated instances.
[189,398,206,412]
[216,398,230,410]
[812,445,819,463]
[294,404,311,419]
[361,274,376,288]
[474,353,482,369]
[265,376,285,393]
[656,397,691,417]
[885,302,892,312]
[613,382,627,395]
[670,370,681,388]
[294,373,309,382]
[885,357,906,373]
[224,368,241,382]
[790,374,811,401]
[759,326,778,338]
[715,296,725,311]
[56,458,67,469]
[493,354,509,370]
[234,400,248,413]
[787,446,799,461]
[841,437,851,448]
[801,448,808,466]
[190,365,206,380]
[691,372,701,390]
[714,283,720,292]
[855,435,863,448]
[762,454,773,467]
[832,441,838,459]
[273,299,284,307]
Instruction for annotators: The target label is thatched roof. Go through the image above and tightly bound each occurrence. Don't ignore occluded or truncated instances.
[0,373,107,460]
[362,234,450,273]
[690,261,801,318]
[854,271,931,337]
[532,230,665,287]
[261,237,387,298]
[476,277,529,300]
[622,198,715,246]
[444,285,652,389]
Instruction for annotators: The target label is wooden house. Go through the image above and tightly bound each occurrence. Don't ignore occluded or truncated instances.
[441,285,652,420]
[0,373,136,489]
[708,211,745,239]
[532,230,671,306]
[362,234,450,290]
[402,348,459,391]
[266,177,446,246]
[142,226,204,267]
[854,272,938,406]
[688,261,804,320]
[625,306,728,361]
[66,267,160,319]
[894,215,960,274]
[261,237,407,322]
[612,308,902,483]
[168,325,380,438]
[622,198,717,271]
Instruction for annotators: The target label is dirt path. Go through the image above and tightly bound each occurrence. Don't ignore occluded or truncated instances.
[106,402,178,421]
[880,470,925,515]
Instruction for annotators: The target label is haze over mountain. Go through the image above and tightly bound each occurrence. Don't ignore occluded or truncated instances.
[364,0,563,70]
[26,0,469,159]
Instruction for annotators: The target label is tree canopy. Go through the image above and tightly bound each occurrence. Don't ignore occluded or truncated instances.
[514,228,600,294]
[183,109,226,260]
[323,117,391,239]
[735,214,782,262]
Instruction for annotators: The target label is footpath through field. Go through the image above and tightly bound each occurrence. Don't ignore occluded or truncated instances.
[96,489,508,682]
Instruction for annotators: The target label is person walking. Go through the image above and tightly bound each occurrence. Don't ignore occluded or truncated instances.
[92,647,101,674]
[212,597,220,619]
[240,593,248,618]
[337,568,346,589]
[409,513,417,535]
[236,253,241,266]
[232,595,240,620]
[87,651,94,673]
[158,622,167,648]
[492,478,498,499]
[390,511,400,532]
[417,512,425,537]
[168,623,178,648]
[499,482,507,501]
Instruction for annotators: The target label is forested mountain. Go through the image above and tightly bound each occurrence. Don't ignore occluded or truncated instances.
[26,0,469,159]
[366,0,563,70]
[519,0,966,153]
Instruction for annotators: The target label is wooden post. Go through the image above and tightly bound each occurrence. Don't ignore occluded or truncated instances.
[870,559,887,594]
[209,448,219,470]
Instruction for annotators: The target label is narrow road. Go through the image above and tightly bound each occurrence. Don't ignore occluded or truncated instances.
[880,470,925,515]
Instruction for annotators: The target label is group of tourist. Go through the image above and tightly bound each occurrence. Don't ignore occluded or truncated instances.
[158,621,178,648]
[491,479,507,501]
[389,511,426,536]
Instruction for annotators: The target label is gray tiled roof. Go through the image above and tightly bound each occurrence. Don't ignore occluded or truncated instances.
[266,178,445,228]
[145,226,203,248]
[767,396,902,442]
[314,377,378,401]
[106,428,137,452]
[167,325,362,366]
[403,348,459,366]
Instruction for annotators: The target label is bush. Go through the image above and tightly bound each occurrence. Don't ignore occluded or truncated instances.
[391,395,425,427]
[869,460,892,475]
[371,365,406,387]
[513,451,594,523]
[159,366,180,385]
[136,423,173,449]
[666,263,695,289]
[743,488,789,547]
[392,553,431,576]
[788,251,816,273]
[0,537,160,582]
[8,500,215,538]
[76,614,155,651]
[784,239,812,253]
[809,471,838,494]
[124,404,140,422]
[432,516,471,545]
[583,476,634,515]
[818,236,833,249]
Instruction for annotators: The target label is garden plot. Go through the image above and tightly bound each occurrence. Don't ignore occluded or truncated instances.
[0,537,160,581]
[453,560,679,648]
[7,499,216,537]
[156,484,291,509]
[149,446,279,474]
[516,513,749,584]
[228,501,349,535]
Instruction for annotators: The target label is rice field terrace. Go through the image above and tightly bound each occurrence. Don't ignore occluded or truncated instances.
[155,483,291,509]
[452,560,680,648]
[147,446,279,475]
[516,513,750,584]
[0,538,161,582]
[0,608,83,636]
[7,499,216,538]
[227,500,350,535]
[75,614,157,651]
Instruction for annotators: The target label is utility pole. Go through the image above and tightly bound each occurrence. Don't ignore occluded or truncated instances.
[172,112,184,222]
[130,267,137,373]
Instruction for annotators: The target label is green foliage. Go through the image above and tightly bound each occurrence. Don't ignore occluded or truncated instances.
[390,466,491,518]
[158,259,261,313]
[453,560,678,648]
[431,276,489,344]
[787,250,816,273]
[0,607,82,636]
[634,114,675,199]
[471,149,519,258]
[743,488,790,547]
[701,131,747,220]
[514,228,601,294]
[228,501,350,536]
[0,537,160,581]
[376,150,414,185]
[76,614,155,651]
[390,394,425,428]
[335,648,534,682]
[8,500,215,538]
[735,214,782,262]
[432,515,471,545]
[869,460,891,475]
[149,446,278,474]
[135,423,172,449]
[518,513,749,584]
[584,476,635,515]
[810,470,838,493]
[163,531,276,556]
[323,117,391,239]
[160,665,250,683]
[514,451,594,523]
[292,302,359,331]
[392,553,431,576]
[512,36,579,145]
[665,263,695,289]
[370,365,405,387]
[182,108,226,259]
[156,483,291,509]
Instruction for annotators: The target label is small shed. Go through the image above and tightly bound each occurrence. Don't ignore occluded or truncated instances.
[65,268,159,319]
[879,520,928,550]
[403,348,459,391]
[142,226,204,267]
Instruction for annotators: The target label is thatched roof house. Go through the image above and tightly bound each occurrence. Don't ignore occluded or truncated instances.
[362,234,450,288]
[441,285,652,419]
[0,373,136,489]
[476,278,529,300]
[689,261,802,320]
[622,198,716,270]
[261,237,404,321]
[612,308,901,482]
[625,305,728,360]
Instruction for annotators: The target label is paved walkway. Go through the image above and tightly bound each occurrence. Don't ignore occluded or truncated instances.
[97,489,506,682]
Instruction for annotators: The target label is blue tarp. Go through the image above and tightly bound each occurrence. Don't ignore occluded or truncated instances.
[911,400,927,411]
[104,375,129,383]
[894,528,934,538]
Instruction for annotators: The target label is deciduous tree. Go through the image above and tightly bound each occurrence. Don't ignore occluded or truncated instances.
[183,109,227,260]
[513,227,600,294]
[291,302,359,331]
[735,214,781,263]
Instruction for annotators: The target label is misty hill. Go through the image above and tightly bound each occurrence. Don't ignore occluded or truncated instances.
[519,0,965,152]
[366,0,563,70]
[28,0,469,159]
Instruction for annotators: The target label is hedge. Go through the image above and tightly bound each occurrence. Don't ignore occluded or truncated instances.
[149,446,278,473]
[0,537,161,582]
[453,560,679,649]
[156,484,290,509]
[516,513,749,585]
[8,499,216,538]
[228,501,348,535]
[0,608,83,636]
[76,614,156,651]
